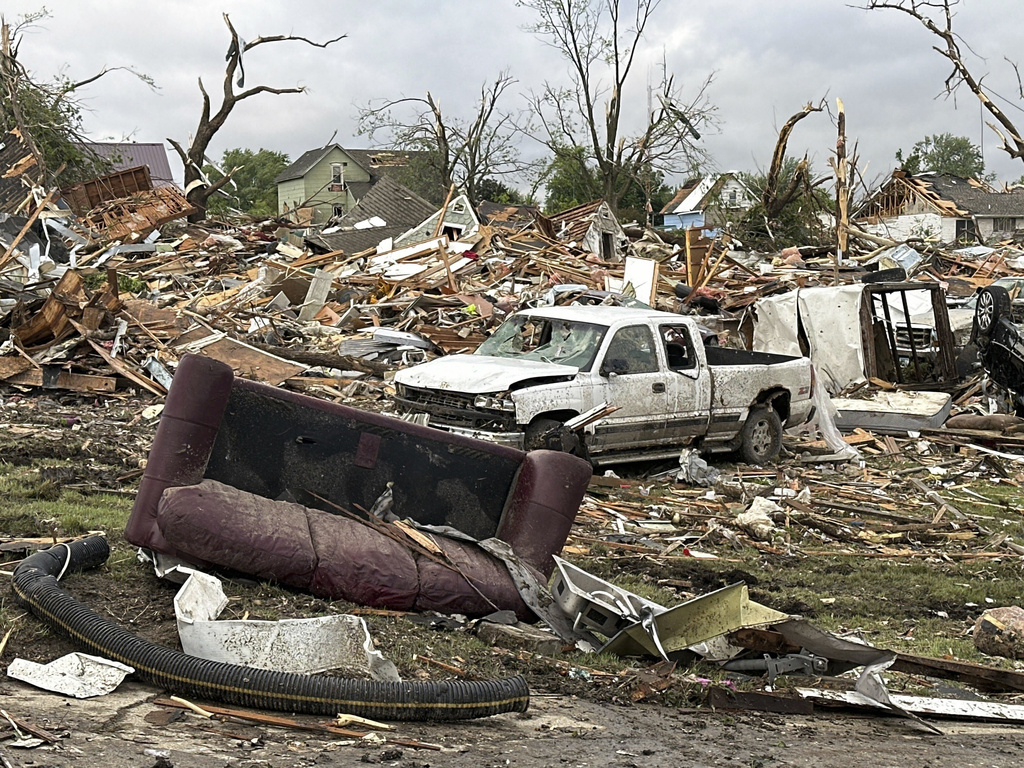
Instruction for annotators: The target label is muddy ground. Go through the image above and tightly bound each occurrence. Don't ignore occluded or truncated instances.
[2,391,1024,766]
[3,677,1024,768]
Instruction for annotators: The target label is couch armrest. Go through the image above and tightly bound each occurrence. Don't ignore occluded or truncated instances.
[495,450,592,577]
[124,354,234,555]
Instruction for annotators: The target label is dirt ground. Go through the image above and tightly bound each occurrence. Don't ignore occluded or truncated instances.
[3,391,1024,766]
[3,677,1024,768]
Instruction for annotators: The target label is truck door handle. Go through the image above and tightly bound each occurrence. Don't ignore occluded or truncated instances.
[652,382,666,393]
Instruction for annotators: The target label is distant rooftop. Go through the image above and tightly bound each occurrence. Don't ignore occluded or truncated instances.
[78,142,176,187]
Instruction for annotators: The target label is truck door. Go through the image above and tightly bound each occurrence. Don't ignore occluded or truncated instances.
[659,323,712,443]
[589,324,672,451]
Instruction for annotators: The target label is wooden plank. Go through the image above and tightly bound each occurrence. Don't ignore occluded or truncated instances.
[707,687,814,715]
[151,698,441,750]
[892,652,1024,694]
[174,331,306,386]
[0,357,34,380]
[4,368,117,393]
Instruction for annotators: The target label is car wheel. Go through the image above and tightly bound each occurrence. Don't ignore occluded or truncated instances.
[525,418,589,461]
[740,406,782,465]
[975,286,1011,337]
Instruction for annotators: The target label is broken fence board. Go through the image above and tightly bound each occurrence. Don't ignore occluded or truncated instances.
[4,369,117,394]
[707,687,814,715]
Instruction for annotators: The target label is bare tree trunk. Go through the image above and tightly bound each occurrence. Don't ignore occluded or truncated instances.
[832,98,849,286]
[762,100,824,219]
[168,14,344,222]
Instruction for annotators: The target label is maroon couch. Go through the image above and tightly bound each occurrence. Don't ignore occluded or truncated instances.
[125,354,593,618]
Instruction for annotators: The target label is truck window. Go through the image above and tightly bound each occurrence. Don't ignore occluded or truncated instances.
[604,325,659,374]
[661,325,696,371]
[476,316,607,370]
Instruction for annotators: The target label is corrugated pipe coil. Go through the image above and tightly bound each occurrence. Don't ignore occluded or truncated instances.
[13,537,530,721]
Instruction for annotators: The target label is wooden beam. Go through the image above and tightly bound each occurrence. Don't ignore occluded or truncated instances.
[4,368,117,393]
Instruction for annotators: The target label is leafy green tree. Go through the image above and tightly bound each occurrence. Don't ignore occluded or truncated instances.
[476,177,528,205]
[202,148,289,217]
[542,146,600,213]
[1,11,154,185]
[541,145,669,222]
[895,133,988,179]
[736,157,831,249]
[387,152,449,206]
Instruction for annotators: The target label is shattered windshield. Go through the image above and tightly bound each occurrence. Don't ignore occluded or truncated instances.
[476,316,607,371]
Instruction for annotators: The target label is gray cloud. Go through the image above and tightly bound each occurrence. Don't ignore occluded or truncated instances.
[4,0,1023,189]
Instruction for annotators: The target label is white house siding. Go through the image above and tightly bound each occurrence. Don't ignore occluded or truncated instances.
[861,213,944,242]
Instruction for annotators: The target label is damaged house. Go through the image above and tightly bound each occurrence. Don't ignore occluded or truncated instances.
[856,170,1024,243]
[305,175,435,255]
[75,141,177,188]
[549,199,626,262]
[659,172,755,232]
[274,144,422,225]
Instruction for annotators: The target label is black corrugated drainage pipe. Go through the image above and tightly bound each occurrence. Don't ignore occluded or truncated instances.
[13,537,529,721]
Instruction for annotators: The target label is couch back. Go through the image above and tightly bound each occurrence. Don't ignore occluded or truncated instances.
[206,379,525,540]
[126,354,592,577]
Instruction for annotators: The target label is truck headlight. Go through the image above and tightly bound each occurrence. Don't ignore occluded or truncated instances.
[474,395,516,412]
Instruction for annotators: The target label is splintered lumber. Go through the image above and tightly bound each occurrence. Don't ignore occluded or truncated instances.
[151,698,441,750]
[0,190,57,271]
[3,368,117,393]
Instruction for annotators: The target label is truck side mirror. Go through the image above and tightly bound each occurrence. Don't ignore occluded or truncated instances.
[600,358,629,377]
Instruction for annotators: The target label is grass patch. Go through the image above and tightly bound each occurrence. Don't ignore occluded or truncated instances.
[0,462,133,581]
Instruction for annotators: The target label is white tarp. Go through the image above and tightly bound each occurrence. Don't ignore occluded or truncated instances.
[7,653,134,698]
[752,285,866,394]
[173,569,399,681]
[749,289,801,358]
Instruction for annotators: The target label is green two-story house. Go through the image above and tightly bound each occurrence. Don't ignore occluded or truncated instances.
[274,145,418,225]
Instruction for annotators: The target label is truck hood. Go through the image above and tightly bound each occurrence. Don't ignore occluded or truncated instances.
[394,355,578,395]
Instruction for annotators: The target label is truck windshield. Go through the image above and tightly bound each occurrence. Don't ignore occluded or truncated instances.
[476,316,607,371]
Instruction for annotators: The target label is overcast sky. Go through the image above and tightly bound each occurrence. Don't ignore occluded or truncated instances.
[6,0,1024,192]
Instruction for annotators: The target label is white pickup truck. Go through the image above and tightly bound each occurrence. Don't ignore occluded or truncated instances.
[393,306,816,465]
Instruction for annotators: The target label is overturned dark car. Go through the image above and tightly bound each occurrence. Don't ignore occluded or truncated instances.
[971,285,1024,413]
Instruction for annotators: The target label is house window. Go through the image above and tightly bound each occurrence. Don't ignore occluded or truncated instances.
[331,163,343,184]
[993,217,1016,231]
[955,218,978,242]
[728,189,738,206]
[601,232,616,261]
[333,205,346,218]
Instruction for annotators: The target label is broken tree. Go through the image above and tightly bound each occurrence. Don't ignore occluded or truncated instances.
[167,14,345,220]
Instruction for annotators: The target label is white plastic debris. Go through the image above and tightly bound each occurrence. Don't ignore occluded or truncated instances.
[735,497,781,541]
[7,653,134,698]
[675,448,720,486]
[173,569,399,681]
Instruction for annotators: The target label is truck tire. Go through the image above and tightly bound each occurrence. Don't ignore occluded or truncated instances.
[739,406,782,465]
[525,418,588,460]
[975,286,1011,337]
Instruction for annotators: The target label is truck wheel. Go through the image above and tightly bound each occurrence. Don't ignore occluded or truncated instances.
[740,406,782,465]
[975,286,1011,337]
[525,418,588,460]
